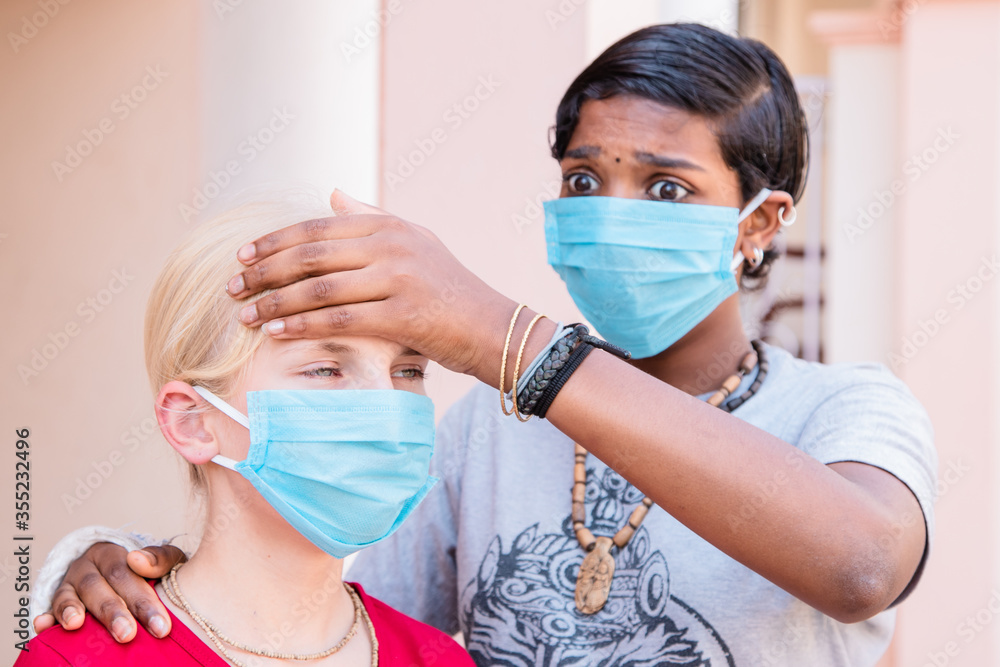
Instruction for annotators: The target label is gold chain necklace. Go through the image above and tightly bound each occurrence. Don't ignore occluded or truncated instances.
[573,343,763,614]
[161,562,379,666]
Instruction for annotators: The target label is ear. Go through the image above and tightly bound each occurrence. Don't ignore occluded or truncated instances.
[154,381,221,465]
[736,190,796,268]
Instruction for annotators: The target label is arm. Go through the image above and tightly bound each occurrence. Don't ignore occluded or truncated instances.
[229,192,931,622]
[543,351,929,621]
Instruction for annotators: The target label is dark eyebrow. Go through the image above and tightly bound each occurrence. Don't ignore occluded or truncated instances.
[562,145,602,160]
[635,152,705,171]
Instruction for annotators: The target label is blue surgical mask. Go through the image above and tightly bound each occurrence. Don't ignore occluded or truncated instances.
[543,190,772,358]
[192,386,438,559]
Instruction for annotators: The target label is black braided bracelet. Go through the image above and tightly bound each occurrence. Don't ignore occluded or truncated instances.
[515,324,632,418]
[516,324,588,414]
[533,341,594,419]
[579,334,631,360]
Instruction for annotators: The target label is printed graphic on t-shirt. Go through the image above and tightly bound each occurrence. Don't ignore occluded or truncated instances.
[460,466,735,666]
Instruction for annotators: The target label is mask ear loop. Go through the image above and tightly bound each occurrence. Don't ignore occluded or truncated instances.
[738,188,773,223]
[192,385,249,471]
[732,188,773,272]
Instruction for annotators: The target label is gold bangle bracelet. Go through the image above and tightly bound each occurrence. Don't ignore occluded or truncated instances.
[500,304,527,416]
[512,313,545,421]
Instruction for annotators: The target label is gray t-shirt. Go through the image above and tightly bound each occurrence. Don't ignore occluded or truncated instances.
[349,343,937,666]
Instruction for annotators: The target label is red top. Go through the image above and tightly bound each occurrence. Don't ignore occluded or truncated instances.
[15,582,473,666]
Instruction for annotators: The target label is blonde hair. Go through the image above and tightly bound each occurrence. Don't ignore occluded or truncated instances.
[145,191,333,486]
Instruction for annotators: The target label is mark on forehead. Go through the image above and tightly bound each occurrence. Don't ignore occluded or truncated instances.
[615,157,621,163]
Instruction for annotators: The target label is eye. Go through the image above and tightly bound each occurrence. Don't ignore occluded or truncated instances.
[304,366,341,378]
[392,367,426,380]
[565,172,599,195]
[649,180,690,202]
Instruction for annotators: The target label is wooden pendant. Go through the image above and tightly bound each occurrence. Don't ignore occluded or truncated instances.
[575,536,615,614]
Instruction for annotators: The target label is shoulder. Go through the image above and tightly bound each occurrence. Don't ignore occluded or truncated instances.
[16,616,137,666]
[759,343,927,416]
[748,344,935,481]
[756,342,937,498]
[355,584,473,666]
[13,630,70,665]
[764,342,907,391]
[16,608,223,667]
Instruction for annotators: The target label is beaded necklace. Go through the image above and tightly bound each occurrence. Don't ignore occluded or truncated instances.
[573,340,769,614]
[161,562,379,666]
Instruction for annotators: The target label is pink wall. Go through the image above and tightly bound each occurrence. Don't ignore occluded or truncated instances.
[0,1,202,663]
[896,2,1000,665]
[815,1,1000,664]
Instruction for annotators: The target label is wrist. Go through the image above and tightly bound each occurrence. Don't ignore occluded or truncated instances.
[469,301,558,390]
[506,312,558,394]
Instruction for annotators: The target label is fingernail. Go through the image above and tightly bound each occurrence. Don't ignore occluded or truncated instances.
[149,615,168,638]
[137,549,156,566]
[112,616,133,642]
[239,304,258,324]
[237,243,256,262]
[264,320,285,335]
[62,607,80,622]
[226,275,245,295]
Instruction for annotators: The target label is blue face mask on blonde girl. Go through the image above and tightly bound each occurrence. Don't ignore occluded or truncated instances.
[175,335,437,559]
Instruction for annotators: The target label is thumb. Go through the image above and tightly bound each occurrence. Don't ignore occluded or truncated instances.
[126,545,187,579]
[330,189,385,216]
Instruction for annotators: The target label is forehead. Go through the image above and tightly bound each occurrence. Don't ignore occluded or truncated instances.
[566,96,727,169]
[260,335,420,361]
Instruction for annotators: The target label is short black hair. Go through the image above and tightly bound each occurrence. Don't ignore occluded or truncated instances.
[550,23,809,287]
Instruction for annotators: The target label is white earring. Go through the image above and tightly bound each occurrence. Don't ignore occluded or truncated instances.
[779,205,797,226]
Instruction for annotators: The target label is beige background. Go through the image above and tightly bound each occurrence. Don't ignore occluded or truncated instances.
[2,1,995,665]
